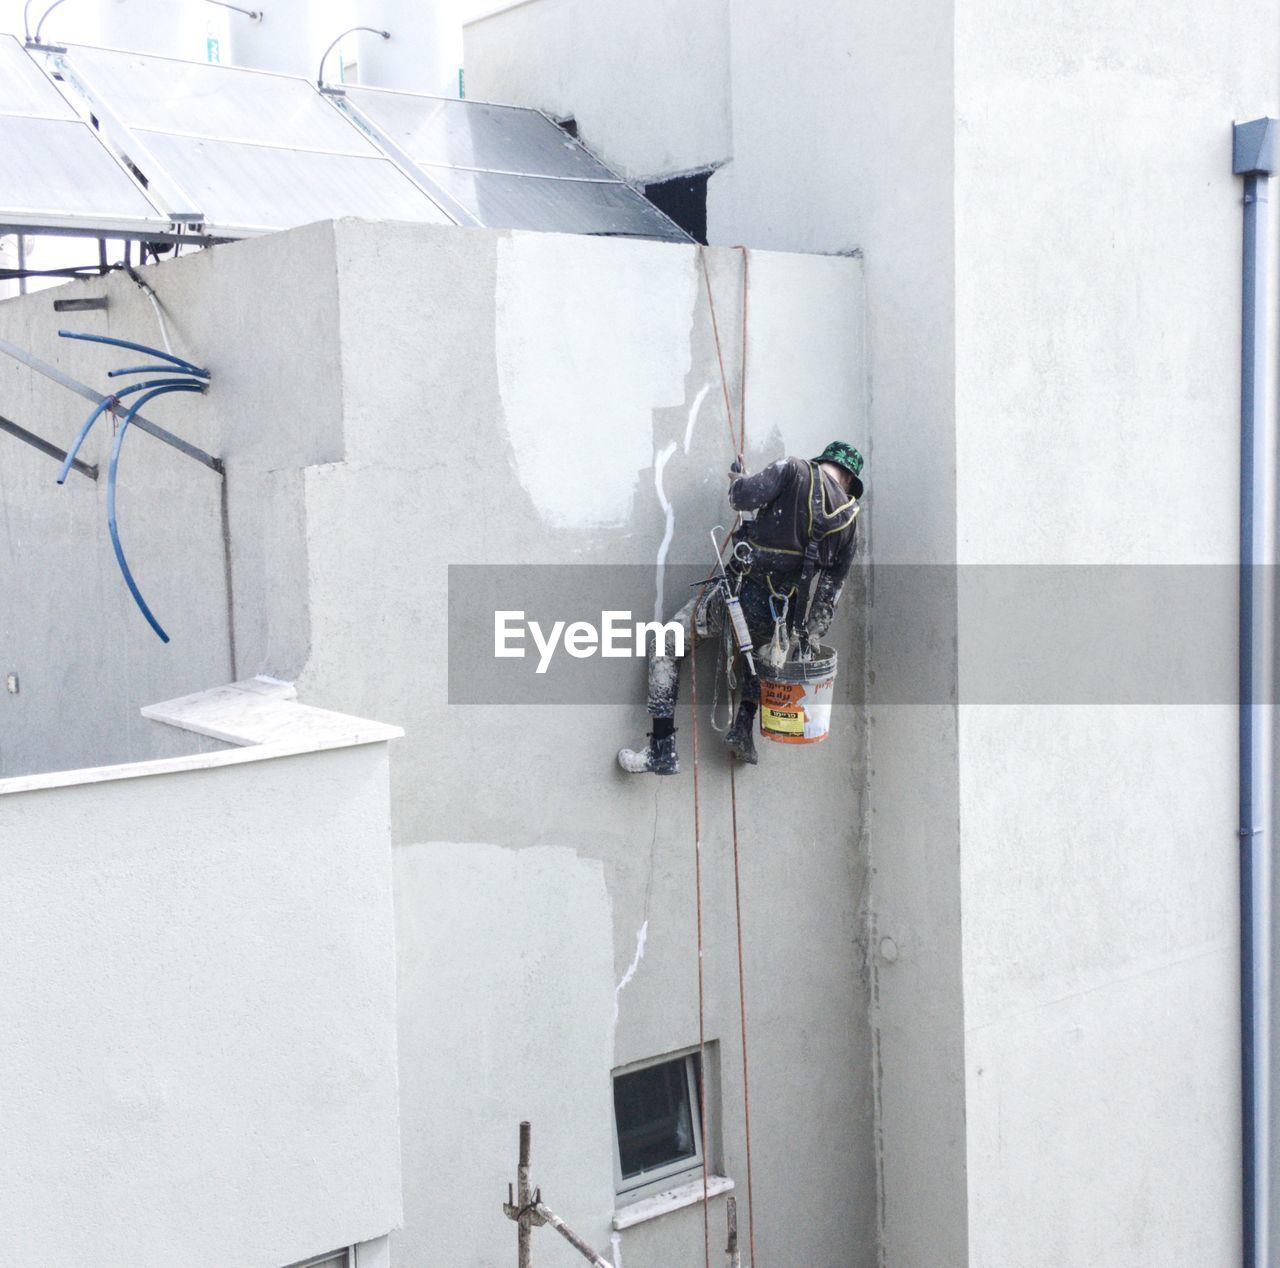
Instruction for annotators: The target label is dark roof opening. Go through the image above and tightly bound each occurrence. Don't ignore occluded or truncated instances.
[643,170,711,245]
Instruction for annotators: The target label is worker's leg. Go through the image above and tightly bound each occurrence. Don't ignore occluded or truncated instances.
[618,591,716,775]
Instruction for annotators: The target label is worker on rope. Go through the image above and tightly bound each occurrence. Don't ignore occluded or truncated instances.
[618,440,864,775]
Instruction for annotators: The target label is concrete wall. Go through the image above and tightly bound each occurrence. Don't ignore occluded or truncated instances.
[0,732,402,1268]
[951,1,1277,1261]
[465,0,731,182]
[0,220,344,778]
[0,222,874,1266]
[464,0,1280,1263]
[309,222,873,1267]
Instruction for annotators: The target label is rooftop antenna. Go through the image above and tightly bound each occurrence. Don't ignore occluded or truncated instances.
[204,0,262,20]
[317,24,389,87]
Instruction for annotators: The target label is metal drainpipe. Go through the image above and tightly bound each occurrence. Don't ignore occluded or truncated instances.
[1234,115,1276,1268]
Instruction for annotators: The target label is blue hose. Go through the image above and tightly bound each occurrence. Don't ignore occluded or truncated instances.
[57,378,205,485]
[57,330,209,379]
[107,364,210,380]
[106,383,206,643]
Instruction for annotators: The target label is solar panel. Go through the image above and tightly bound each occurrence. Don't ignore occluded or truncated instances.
[341,91,616,180]
[422,167,693,238]
[0,35,172,236]
[2,38,687,244]
[0,34,78,119]
[338,87,691,241]
[57,44,454,236]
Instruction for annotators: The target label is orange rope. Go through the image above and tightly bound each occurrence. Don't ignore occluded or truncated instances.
[698,245,743,465]
[689,624,712,1268]
[729,243,758,1268]
[736,245,749,456]
[692,244,759,1266]
[728,765,757,1266]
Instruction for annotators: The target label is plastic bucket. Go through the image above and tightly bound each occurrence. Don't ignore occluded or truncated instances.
[758,645,838,744]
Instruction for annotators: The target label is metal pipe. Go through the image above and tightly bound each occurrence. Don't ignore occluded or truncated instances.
[57,378,206,485]
[1234,115,1277,1268]
[317,25,389,87]
[532,1203,614,1267]
[32,0,68,43]
[107,383,206,643]
[57,329,209,379]
[203,0,261,19]
[518,1121,532,1268]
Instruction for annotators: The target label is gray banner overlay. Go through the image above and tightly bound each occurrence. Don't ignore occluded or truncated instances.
[448,565,1267,705]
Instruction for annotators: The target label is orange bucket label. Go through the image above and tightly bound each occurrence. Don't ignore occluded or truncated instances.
[759,676,832,744]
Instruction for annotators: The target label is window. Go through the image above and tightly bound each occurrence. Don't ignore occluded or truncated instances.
[613,1052,704,1194]
[283,1251,351,1268]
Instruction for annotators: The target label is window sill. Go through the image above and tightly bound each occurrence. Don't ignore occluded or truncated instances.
[613,1175,734,1230]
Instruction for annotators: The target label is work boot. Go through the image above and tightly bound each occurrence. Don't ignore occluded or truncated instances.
[617,730,679,776]
[724,704,758,765]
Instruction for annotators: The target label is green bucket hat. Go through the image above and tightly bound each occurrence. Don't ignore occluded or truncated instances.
[813,440,865,498]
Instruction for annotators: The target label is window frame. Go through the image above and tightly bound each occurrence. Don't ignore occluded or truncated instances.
[282,1249,355,1268]
[612,1049,706,1198]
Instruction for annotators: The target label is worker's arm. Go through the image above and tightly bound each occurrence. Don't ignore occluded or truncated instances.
[728,458,791,511]
[806,522,858,640]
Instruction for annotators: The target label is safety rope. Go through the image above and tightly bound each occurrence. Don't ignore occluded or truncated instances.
[698,246,744,465]
[689,623,712,1268]
[729,243,758,1268]
[692,244,758,1267]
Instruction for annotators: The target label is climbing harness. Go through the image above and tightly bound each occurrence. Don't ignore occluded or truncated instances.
[709,526,756,677]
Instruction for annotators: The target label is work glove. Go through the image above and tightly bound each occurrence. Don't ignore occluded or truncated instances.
[806,576,844,642]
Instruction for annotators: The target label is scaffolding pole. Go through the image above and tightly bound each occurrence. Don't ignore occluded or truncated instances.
[502,1121,615,1268]
[725,1195,741,1268]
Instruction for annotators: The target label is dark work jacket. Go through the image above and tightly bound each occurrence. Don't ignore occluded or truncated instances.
[729,456,860,587]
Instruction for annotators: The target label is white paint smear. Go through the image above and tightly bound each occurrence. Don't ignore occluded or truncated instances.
[495,236,697,528]
[613,919,649,1025]
[683,382,711,453]
[653,440,679,623]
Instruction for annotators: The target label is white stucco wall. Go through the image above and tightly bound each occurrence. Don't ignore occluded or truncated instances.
[0,222,874,1267]
[0,732,402,1268]
[395,841,615,1268]
[951,1,1277,1260]
[465,12,965,1259]
[0,221,345,779]
[306,221,873,1268]
[465,0,731,182]
[463,1,1280,1264]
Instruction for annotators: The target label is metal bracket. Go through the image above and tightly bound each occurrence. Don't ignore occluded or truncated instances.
[53,296,108,313]
[0,413,96,480]
[1234,117,1278,177]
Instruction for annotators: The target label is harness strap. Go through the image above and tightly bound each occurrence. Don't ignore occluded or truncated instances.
[793,462,829,641]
